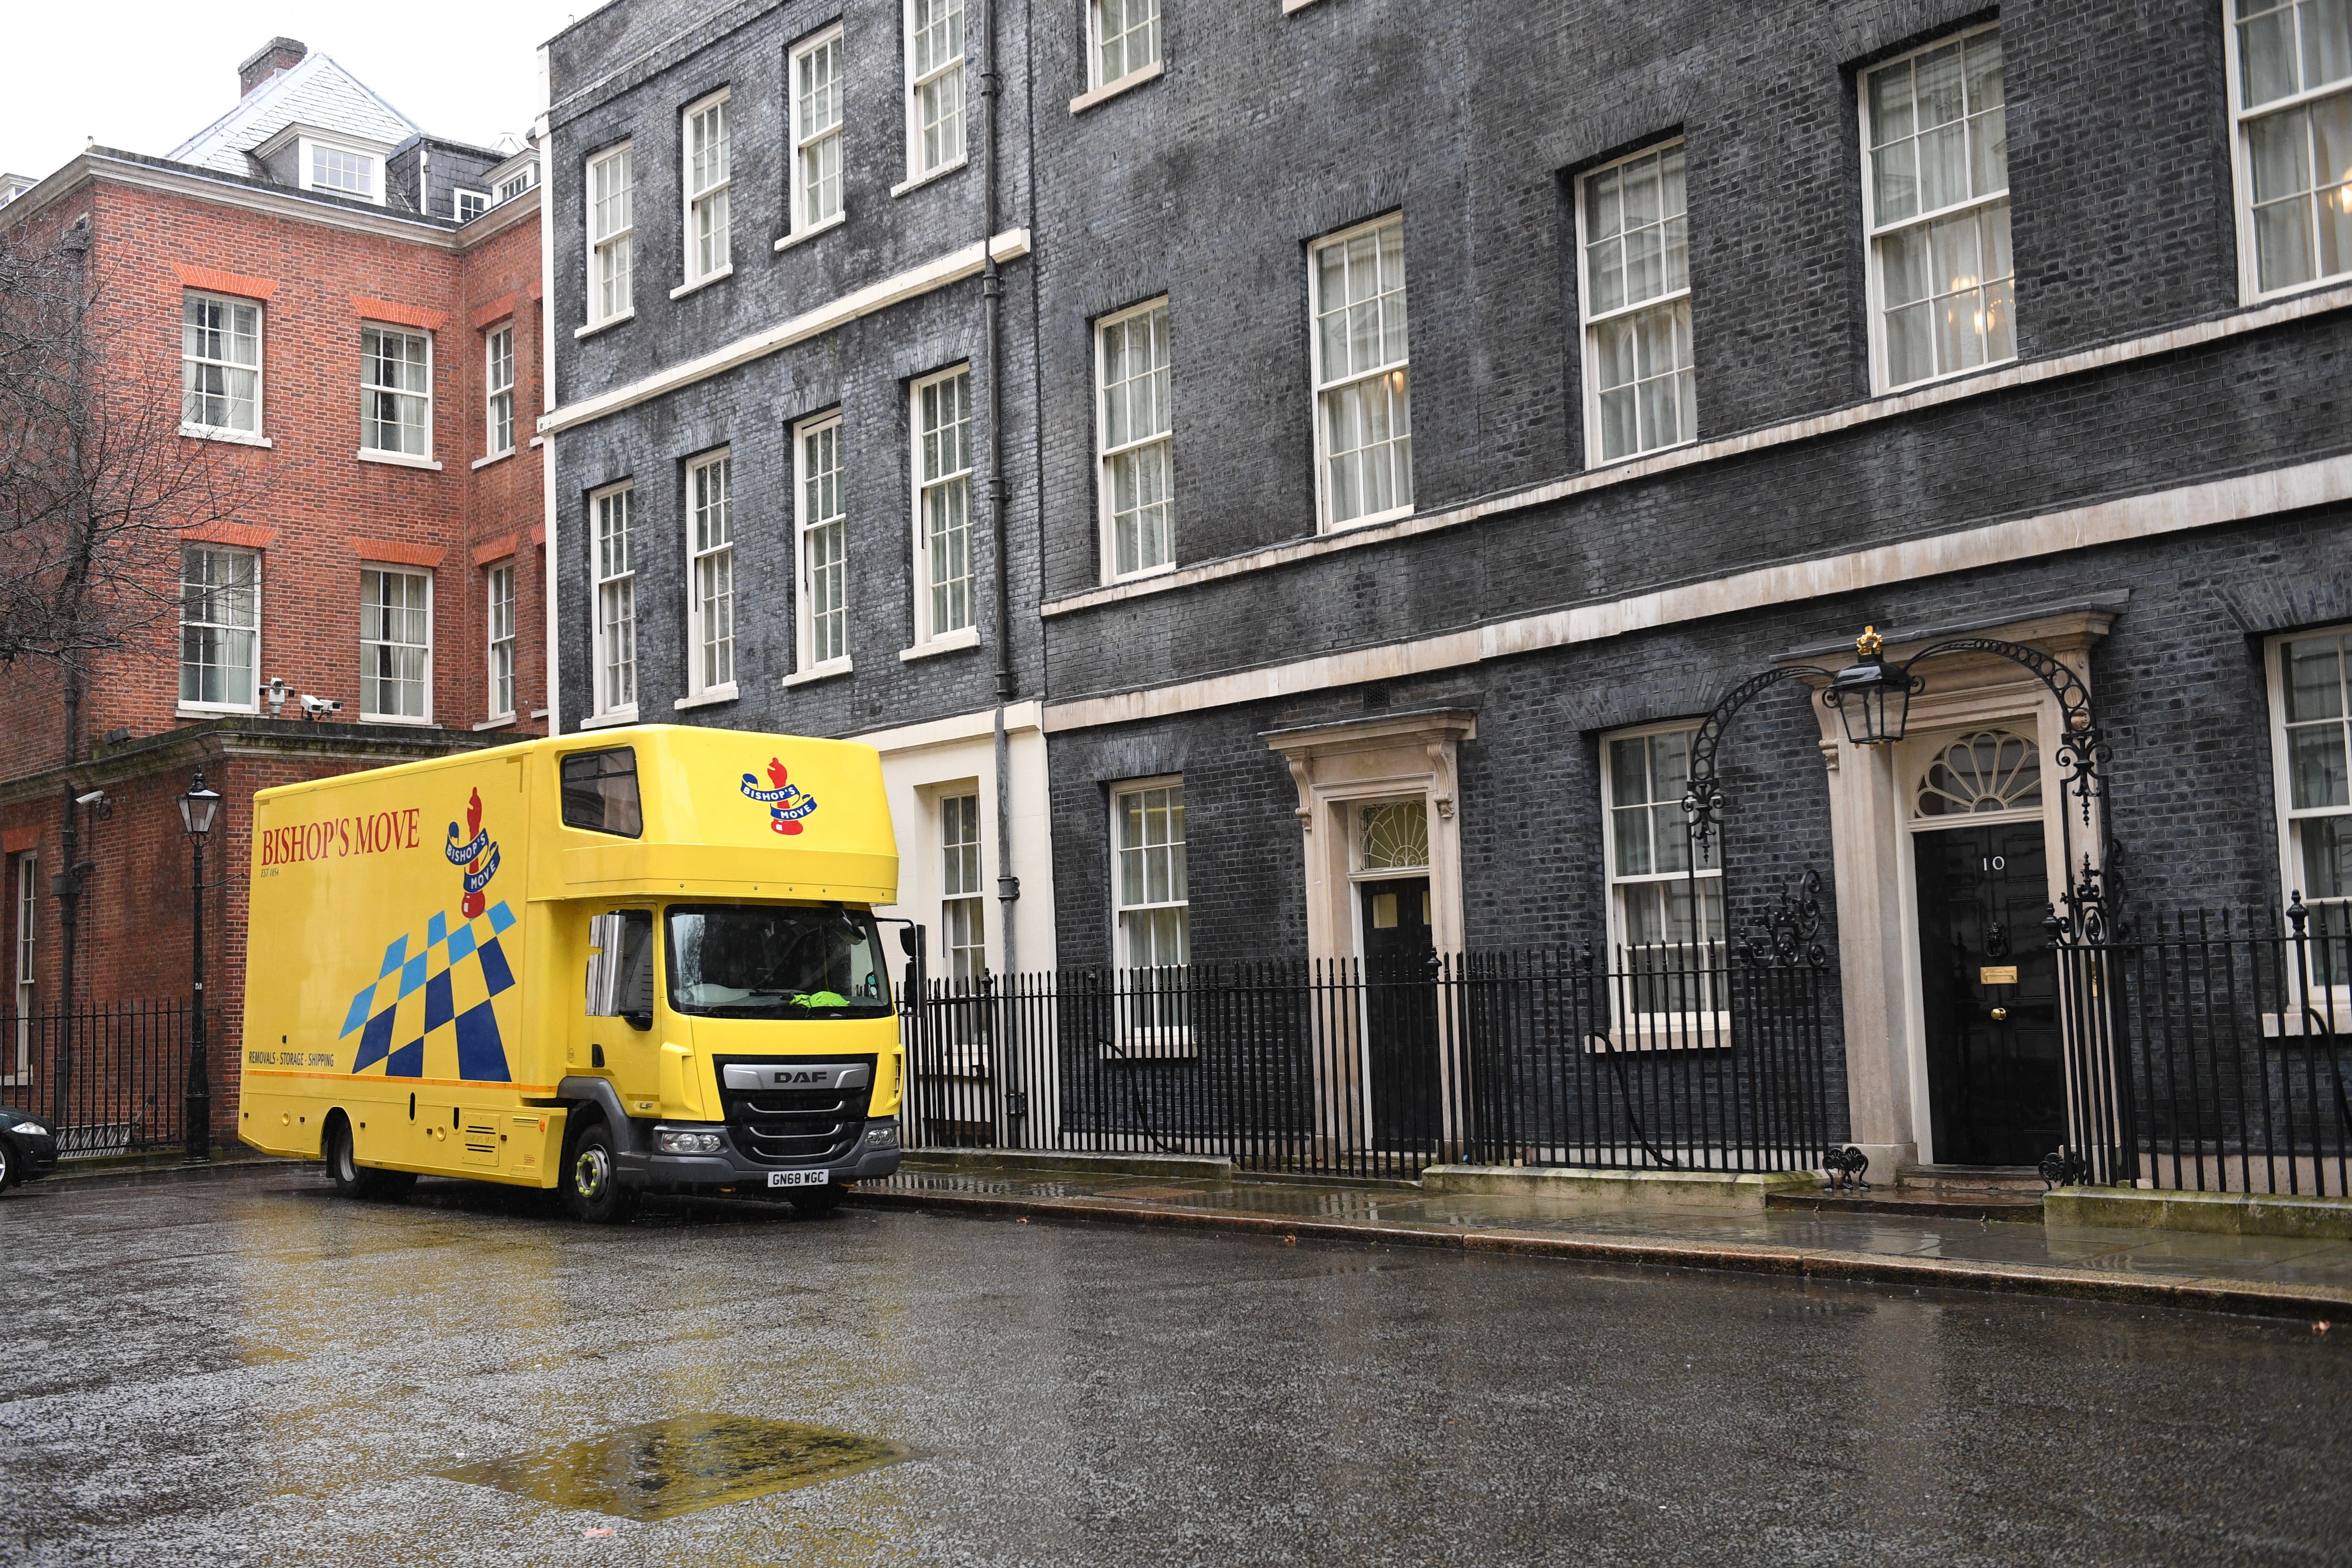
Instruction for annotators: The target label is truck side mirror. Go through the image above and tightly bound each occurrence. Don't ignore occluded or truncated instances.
[899,923,921,958]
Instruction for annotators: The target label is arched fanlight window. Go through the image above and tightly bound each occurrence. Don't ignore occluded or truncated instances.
[1359,800,1430,870]
[1914,729,2044,818]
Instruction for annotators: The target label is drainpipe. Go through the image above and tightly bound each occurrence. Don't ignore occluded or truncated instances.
[533,60,561,736]
[980,0,1018,975]
[52,215,93,1130]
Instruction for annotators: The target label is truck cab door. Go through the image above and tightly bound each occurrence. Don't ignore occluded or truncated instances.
[585,909,661,1112]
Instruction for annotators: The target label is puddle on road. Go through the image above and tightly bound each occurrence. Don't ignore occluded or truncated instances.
[439,1414,914,1521]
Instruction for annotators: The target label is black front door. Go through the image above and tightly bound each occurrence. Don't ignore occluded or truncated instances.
[1914,825,2065,1166]
[1360,877,1440,1149]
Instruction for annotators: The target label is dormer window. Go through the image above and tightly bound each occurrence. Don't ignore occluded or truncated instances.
[454,189,489,223]
[310,142,376,198]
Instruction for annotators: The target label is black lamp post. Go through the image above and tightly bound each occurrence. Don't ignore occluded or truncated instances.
[179,768,221,1163]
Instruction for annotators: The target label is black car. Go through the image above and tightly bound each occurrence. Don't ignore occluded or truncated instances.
[0,1107,60,1192]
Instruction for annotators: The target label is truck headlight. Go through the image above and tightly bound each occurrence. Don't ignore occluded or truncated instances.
[656,1130,725,1156]
[864,1122,898,1150]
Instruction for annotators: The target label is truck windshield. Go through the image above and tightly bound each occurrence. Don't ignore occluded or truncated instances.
[666,905,893,1018]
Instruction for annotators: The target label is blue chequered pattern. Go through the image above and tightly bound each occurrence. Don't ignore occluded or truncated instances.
[343,900,518,1083]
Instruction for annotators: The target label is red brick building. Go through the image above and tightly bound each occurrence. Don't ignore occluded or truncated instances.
[0,41,546,1152]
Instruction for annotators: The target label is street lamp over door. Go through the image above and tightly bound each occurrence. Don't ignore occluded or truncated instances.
[1822,625,1923,748]
[180,767,221,1163]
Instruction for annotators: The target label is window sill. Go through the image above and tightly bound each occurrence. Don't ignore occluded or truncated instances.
[891,157,968,199]
[472,449,514,471]
[575,310,635,340]
[1874,352,2019,400]
[1070,58,1163,115]
[781,657,852,688]
[357,449,443,471]
[577,706,640,730]
[473,714,516,731]
[1587,1014,1732,1054]
[673,684,740,710]
[176,703,259,720]
[180,424,271,448]
[670,265,734,301]
[899,626,981,662]
[776,212,845,252]
[1584,435,1696,472]
[1321,501,1414,534]
[1104,560,1178,588]
[529,435,545,449]
[530,707,550,718]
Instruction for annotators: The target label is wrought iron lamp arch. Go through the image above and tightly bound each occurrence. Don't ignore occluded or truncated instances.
[1680,627,2120,938]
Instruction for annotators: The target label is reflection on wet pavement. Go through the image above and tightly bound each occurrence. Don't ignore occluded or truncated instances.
[441,1414,913,1521]
[875,1167,2352,1294]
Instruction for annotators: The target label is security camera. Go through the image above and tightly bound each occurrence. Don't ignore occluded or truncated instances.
[75,789,107,807]
[260,676,290,719]
[299,694,343,718]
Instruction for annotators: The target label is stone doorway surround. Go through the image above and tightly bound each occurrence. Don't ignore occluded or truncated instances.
[1261,709,1477,969]
[1775,593,2125,1181]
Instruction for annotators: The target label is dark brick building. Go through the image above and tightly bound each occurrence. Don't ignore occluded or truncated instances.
[542,0,2352,1178]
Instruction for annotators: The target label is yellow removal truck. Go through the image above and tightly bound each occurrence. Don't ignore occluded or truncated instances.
[238,724,904,1221]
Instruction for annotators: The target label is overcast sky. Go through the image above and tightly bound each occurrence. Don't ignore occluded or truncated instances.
[2,2,580,184]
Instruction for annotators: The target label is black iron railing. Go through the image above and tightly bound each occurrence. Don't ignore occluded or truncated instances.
[2057,899,2352,1196]
[899,944,1840,1180]
[0,1002,202,1157]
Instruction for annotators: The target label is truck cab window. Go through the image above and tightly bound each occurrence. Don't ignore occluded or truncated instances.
[561,747,643,837]
[587,908,656,1027]
[667,904,893,1018]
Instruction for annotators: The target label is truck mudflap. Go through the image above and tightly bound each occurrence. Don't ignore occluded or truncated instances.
[613,1124,901,1193]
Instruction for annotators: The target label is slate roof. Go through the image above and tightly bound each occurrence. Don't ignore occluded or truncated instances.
[169,51,423,174]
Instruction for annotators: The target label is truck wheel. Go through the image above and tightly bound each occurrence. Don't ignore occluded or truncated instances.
[324,1115,415,1202]
[787,1182,845,1217]
[564,1119,640,1225]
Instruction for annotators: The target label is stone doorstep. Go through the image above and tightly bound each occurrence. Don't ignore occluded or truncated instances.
[2046,1185,2352,1241]
[1421,1164,1818,1212]
[899,1148,1236,1183]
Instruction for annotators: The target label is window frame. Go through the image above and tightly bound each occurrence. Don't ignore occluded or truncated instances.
[682,89,733,286]
[2268,623,2352,916]
[302,137,383,203]
[909,363,976,648]
[1307,211,1415,534]
[180,290,264,439]
[1094,297,1175,583]
[1087,0,1162,93]
[1856,21,2016,395]
[791,24,848,236]
[1110,776,1190,970]
[684,449,736,701]
[453,188,490,223]
[1573,140,1696,468]
[794,409,851,676]
[177,543,261,715]
[484,324,515,457]
[904,0,969,184]
[485,560,517,722]
[358,322,433,460]
[2223,0,2352,303]
[1596,718,1728,1049]
[358,564,434,725]
[586,142,636,328]
[590,482,639,721]
[939,787,987,979]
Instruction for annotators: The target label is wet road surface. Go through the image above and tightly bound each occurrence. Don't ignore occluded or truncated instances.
[3,1167,2348,1566]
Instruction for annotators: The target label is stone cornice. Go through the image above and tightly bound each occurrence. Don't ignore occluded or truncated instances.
[0,150,495,251]
[0,718,504,810]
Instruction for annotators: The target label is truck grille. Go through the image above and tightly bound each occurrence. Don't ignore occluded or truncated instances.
[714,1055,875,1167]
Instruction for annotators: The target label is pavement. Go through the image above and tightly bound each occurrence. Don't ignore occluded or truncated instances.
[852,1160,2352,1321]
[3,1164,2348,1566]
